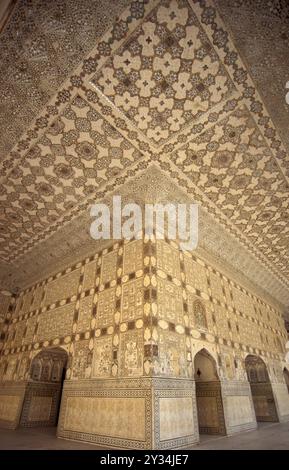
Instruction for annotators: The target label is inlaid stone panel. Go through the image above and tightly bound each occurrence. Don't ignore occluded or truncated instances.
[119,330,143,376]
[82,261,97,291]
[36,303,75,341]
[64,396,146,441]
[44,270,80,306]
[157,278,183,325]
[121,278,143,322]
[92,337,112,378]
[123,240,143,275]
[96,288,116,328]
[77,295,93,333]
[28,396,53,422]
[156,241,181,280]
[100,251,118,285]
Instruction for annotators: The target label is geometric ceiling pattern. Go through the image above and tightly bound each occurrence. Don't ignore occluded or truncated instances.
[0,0,288,310]
[0,0,131,156]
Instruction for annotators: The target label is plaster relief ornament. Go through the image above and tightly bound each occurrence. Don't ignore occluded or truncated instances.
[99,343,111,375]
[124,340,138,373]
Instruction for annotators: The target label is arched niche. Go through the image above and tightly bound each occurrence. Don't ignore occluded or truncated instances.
[29,347,68,383]
[245,355,278,423]
[194,348,219,382]
[20,347,68,429]
[193,349,226,436]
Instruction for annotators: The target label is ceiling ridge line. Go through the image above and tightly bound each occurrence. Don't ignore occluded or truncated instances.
[191,0,289,184]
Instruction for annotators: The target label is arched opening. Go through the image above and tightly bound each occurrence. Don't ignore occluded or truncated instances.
[194,349,226,436]
[20,347,68,429]
[245,355,278,422]
[284,368,289,393]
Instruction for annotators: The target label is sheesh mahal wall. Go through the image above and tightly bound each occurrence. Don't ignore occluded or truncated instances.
[0,0,289,450]
[0,236,289,448]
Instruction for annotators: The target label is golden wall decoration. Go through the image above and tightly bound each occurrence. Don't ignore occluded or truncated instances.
[36,303,75,342]
[1,236,288,447]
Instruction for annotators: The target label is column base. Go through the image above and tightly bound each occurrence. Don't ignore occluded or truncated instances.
[57,377,199,449]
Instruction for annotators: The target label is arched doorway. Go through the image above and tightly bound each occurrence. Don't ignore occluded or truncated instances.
[20,347,68,428]
[284,368,289,393]
[194,349,226,435]
[245,355,278,422]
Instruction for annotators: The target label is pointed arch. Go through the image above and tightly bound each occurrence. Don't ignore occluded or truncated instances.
[193,348,226,435]
[20,347,68,428]
[193,348,219,381]
[245,354,278,422]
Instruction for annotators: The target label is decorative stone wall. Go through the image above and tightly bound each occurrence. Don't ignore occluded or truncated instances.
[0,236,289,447]
[0,381,26,430]
[20,382,63,428]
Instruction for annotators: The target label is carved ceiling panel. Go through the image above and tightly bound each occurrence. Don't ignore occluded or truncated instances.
[0,0,131,158]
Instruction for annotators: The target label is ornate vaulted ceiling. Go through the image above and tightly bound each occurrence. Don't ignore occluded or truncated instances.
[0,1,288,310]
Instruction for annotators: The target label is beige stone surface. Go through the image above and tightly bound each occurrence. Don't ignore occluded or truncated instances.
[159,397,194,441]
[226,396,253,427]
[0,395,21,422]
[28,396,53,422]
[64,396,146,441]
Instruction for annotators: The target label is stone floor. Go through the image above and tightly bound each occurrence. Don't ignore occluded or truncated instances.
[194,422,289,450]
[0,422,288,450]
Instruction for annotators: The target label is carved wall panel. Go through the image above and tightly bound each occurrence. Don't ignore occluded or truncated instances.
[20,382,62,427]
[100,251,117,285]
[21,291,33,315]
[31,286,44,312]
[187,294,208,330]
[157,330,187,377]
[184,257,208,293]
[13,321,26,348]
[123,240,143,275]
[82,261,97,291]
[96,288,116,328]
[121,278,143,322]
[27,396,53,422]
[157,278,183,325]
[92,337,112,378]
[24,317,37,345]
[44,269,80,306]
[72,340,91,380]
[119,330,143,376]
[209,271,224,302]
[0,395,22,422]
[232,287,255,318]
[156,241,181,280]
[36,303,75,342]
[77,295,93,333]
